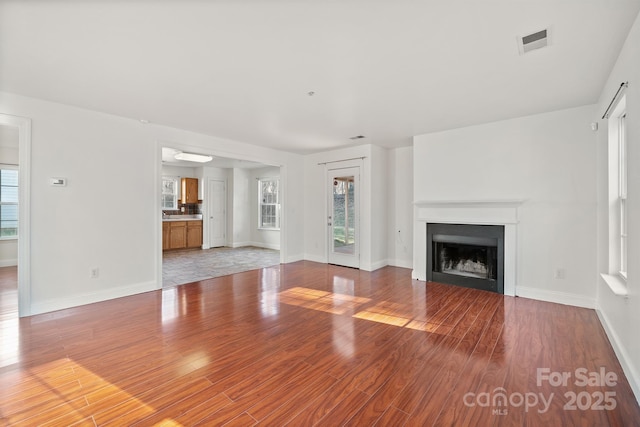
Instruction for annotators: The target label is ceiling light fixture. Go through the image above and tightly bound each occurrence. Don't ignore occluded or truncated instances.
[174,152,213,163]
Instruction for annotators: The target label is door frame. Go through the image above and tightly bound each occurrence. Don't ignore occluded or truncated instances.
[155,140,286,289]
[0,114,32,317]
[327,165,360,269]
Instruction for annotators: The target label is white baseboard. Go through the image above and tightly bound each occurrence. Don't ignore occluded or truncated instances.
[304,254,326,264]
[249,241,280,251]
[230,241,280,250]
[0,258,17,267]
[388,259,413,269]
[516,286,596,309]
[284,253,304,263]
[301,258,389,272]
[364,259,389,272]
[412,270,426,281]
[29,280,157,316]
[230,241,252,248]
[596,308,640,406]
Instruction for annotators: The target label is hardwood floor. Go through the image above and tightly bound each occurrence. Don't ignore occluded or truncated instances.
[1,262,638,426]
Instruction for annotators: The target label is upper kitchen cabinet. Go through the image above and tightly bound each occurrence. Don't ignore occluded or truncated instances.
[180,178,199,204]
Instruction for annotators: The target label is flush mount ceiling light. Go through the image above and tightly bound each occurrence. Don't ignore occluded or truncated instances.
[174,152,213,163]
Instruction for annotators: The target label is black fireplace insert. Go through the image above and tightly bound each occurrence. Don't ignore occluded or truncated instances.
[427,223,504,293]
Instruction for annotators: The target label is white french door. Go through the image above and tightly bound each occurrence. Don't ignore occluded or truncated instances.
[327,167,360,268]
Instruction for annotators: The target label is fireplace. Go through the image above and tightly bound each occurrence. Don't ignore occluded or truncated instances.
[427,223,504,293]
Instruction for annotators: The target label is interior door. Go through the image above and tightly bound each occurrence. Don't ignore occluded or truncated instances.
[208,179,226,247]
[328,167,359,268]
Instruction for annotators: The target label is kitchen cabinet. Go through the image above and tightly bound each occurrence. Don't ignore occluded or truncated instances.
[163,219,203,250]
[187,220,203,248]
[169,221,187,249]
[162,222,171,250]
[181,178,199,204]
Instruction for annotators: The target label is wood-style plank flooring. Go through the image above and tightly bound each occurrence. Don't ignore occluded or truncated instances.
[1,262,639,426]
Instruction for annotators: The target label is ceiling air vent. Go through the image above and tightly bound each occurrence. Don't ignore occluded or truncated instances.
[517,28,549,55]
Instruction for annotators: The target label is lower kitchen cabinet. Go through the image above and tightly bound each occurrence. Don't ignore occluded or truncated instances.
[169,221,187,249]
[163,220,203,250]
[187,221,203,248]
[162,222,171,250]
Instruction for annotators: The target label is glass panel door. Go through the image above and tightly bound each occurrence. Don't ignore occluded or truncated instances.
[328,167,359,268]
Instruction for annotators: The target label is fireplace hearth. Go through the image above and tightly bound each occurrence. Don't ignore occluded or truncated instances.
[427,223,504,294]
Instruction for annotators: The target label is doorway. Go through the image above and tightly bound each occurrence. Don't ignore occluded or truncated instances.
[0,114,31,317]
[158,142,284,287]
[328,167,360,269]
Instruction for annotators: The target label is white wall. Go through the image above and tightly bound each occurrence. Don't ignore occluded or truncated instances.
[231,168,251,247]
[594,12,640,402]
[303,144,388,271]
[387,146,413,268]
[0,91,304,316]
[250,166,281,250]
[161,165,197,179]
[413,104,598,307]
[279,159,304,263]
[370,145,388,270]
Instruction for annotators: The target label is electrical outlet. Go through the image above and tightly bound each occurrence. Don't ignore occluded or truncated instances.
[90,267,99,279]
[554,268,566,280]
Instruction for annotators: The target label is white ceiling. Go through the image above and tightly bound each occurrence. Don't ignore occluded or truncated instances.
[1,1,638,154]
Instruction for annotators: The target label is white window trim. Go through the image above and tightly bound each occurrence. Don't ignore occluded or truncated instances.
[618,113,627,278]
[604,95,627,295]
[258,177,280,230]
[0,164,19,241]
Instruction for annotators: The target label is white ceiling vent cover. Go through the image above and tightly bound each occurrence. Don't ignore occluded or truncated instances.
[517,28,549,55]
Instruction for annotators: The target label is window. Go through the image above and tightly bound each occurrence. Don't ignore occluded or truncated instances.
[162,177,178,210]
[0,167,18,239]
[258,178,280,229]
[606,95,627,283]
[618,113,627,278]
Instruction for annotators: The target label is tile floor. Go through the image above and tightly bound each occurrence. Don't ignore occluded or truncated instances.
[162,246,280,287]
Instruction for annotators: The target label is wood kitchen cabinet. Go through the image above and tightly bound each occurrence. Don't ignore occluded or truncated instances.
[180,178,199,204]
[187,220,203,248]
[163,220,203,250]
[169,221,187,249]
[162,222,171,250]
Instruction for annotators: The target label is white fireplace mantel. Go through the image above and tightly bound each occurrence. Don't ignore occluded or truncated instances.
[412,199,525,296]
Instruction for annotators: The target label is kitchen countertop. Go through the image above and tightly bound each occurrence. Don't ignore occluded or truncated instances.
[162,214,203,222]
